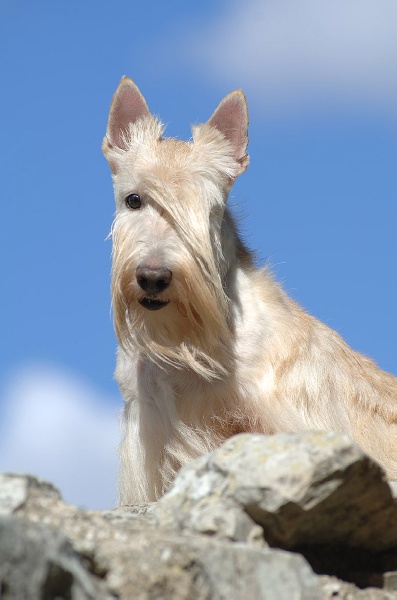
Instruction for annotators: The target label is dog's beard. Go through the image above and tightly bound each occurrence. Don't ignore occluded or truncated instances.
[111,243,234,381]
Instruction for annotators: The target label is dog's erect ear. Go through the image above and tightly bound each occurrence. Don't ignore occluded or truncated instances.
[208,90,249,175]
[103,77,150,154]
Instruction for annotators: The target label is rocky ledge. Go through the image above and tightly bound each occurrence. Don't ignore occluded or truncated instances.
[2,431,397,599]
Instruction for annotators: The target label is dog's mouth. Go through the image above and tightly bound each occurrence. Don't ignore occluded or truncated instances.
[139,297,170,311]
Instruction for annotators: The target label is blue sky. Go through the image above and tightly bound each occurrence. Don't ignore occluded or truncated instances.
[1,0,396,509]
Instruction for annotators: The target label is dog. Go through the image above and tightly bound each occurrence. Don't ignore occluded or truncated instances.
[102,77,397,504]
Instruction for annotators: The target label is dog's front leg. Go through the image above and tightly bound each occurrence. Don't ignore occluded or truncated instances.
[117,351,182,503]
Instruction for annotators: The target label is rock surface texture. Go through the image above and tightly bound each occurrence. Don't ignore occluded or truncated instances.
[2,432,397,599]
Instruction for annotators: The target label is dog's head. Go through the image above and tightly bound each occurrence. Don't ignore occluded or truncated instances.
[103,77,250,378]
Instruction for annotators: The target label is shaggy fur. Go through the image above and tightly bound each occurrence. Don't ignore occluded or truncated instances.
[103,77,397,504]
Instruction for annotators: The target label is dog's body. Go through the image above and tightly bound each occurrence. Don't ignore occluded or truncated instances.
[103,77,397,504]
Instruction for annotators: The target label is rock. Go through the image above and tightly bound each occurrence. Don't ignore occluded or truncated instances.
[384,572,397,593]
[155,492,264,545]
[0,476,322,599]
[154,431,397,551]
[94,530,322,600]
[0,473,61,516]
[0,515,106,600]
[109,502,156,518]
[320,576,397,599]
[2,432,397,598]
[0,473,321,599]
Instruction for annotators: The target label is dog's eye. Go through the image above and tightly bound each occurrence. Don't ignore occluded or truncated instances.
[125,194,141,210]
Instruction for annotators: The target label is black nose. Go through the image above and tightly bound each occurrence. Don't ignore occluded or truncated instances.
[136,265,172,294]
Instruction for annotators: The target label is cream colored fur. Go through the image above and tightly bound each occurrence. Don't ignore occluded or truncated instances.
[103,77,397,504]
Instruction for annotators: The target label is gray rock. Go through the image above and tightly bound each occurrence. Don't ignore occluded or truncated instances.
[0,516,106,600]
[193,541,321,600]
[109,502,156,517]
[155,491,264,545]
[0,473,61,516]
[155,431,397,551]
[3,430,397,599]
[92,528,322,600]
[384,572,397,592]
[320,576,397,599]
[0,473,321,599]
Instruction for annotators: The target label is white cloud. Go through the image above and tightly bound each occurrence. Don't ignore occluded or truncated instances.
[0,365,120,510]
[189,0,397,116]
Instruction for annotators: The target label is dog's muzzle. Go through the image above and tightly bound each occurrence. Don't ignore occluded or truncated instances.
[136,265,172,311]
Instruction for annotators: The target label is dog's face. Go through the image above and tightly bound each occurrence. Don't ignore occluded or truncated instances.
[103,78,249,376]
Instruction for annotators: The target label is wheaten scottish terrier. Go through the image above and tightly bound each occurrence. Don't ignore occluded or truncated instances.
[103,77,397,504]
